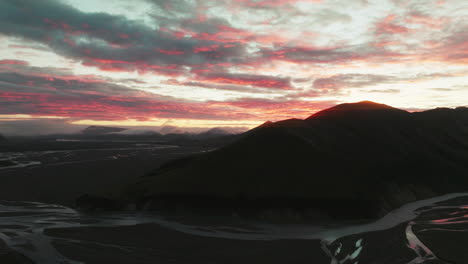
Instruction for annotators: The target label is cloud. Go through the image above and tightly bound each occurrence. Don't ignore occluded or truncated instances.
[0,59,29,65]
[404,12,448,29]
[163,79,278,94]
[312,9,352,26]
[209,97,337,120]
[313,74,396,89]
[0,0,399,74]
[260,45,358,64]
[366,89,400,93]
[0,0,466,133]
[312,72,459,90]
[196,72,294,90]
[0,0,248,76]
[375,14,411,35]
[0,64,313,122]
[433,25,468,64]
[0,118,249,136]
[430,88,455,92]
[0,118,85,136]
[0,63,336,122]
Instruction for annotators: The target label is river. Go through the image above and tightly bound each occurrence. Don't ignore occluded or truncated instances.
[1,193,467,263]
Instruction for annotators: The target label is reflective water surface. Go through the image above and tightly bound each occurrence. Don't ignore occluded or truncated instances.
[1,193,467,263]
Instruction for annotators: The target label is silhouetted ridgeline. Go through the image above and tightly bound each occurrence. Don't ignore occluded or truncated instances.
[114,101,468,219]
[81,125,127,135]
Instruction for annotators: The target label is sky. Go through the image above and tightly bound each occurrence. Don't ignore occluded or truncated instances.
[0,0,467,135]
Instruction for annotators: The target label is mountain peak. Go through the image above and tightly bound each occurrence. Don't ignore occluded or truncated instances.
[335,101,394,110]
[81,126,127,135]
[307,101,407,120]
[201,128,231,136]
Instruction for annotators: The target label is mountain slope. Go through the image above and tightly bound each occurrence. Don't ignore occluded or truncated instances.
[123,101,468,218]
[81,126,127,135]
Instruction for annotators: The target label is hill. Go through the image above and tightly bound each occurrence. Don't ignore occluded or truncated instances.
[81,126,127,135]
[120,101,468,219]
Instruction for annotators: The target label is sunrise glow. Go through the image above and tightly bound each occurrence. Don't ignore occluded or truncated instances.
[0,0,467,134]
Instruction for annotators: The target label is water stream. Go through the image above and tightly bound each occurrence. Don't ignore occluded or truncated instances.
[1,193,467,263]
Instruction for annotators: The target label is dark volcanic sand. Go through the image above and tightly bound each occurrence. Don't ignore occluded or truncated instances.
[325,223,419,264]
[413,197,468,264]
[1,141,468,263]
[45,224,329,264]
[0,239,32,264]
[0,146,206,206]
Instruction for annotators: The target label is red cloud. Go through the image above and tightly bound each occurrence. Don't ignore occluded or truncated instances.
[197,73,294,90]
[0,89,335,123]
[208,98,335,121]
[193,45,220,53]
[0,60,29,65]
[158,49,185,55]
[375,15,410,35]
[190,26,252,44]
[405,13,448,29]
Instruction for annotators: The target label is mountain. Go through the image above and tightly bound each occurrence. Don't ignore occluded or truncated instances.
[121,101,468,219]
[81,125,127,135]
[199,128,231,137]
[0,134,6,143]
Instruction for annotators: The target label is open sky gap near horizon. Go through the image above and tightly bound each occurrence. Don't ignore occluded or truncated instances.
[0,0,467,135]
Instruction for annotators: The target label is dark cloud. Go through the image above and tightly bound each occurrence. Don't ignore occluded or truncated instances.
[260,46,358,64]
[0,0,401,74]
[0,0,247,75]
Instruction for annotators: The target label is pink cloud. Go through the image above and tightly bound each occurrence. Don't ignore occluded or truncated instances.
[405,13,449,29]
[197,73,294,90]
[158,49,185,55]
[375,15,411,35]
[0,60,29,65]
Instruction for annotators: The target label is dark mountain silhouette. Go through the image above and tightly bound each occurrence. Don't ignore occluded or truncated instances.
[199,128,231,137]
[0,134,6,143]
[120,101,468,219]
[81,125,127,135]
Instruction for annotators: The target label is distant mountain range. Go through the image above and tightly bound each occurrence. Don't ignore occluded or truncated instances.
[74,126,237,148]
[81,126,127,135]
[122,101,468,219]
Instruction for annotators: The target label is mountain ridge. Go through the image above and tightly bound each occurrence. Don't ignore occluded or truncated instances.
[119,101,468,219]
[81,125,127,135]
